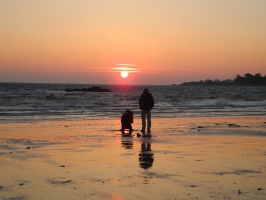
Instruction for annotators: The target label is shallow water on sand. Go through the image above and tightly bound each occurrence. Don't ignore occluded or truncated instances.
[0,117,266,199]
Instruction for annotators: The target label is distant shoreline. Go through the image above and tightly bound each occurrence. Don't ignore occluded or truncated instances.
[178,82,266,87]
[178,73,266,87]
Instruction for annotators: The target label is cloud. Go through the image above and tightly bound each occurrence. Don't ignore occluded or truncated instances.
[112,67,138,72]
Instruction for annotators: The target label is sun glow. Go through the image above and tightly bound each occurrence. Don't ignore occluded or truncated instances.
[112,64,139,79]
[120,71,128,78]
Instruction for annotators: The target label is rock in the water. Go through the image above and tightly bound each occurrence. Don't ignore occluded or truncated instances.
[65,86,112,92]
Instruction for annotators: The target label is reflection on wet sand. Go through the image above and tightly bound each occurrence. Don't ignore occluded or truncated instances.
[121,135,133,149]
[139,142,154,169]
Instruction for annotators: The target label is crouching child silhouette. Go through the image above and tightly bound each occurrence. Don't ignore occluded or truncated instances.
[121,110,134,134]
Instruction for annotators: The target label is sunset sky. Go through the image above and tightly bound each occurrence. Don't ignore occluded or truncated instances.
[1,0,266,85]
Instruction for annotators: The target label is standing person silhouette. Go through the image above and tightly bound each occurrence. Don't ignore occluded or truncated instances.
[139,88,154,134]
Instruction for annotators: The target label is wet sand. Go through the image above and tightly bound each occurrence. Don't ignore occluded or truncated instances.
[0,116,266,200]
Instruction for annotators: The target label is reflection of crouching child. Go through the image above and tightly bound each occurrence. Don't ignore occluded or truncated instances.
[121,110,134,133]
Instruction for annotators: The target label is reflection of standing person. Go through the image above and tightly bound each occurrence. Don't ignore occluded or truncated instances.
[139,143,154,169]
[139,89,154,133]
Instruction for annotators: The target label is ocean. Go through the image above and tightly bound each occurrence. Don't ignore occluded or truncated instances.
[0,82,265,123]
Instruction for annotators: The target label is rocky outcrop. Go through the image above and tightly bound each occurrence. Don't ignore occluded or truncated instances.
[65,86,112,92]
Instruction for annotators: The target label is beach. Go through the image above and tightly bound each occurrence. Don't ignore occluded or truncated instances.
[0,116,266,200]
[1,0,266,198]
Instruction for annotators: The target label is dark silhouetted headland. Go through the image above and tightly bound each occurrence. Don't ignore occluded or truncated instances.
[65,86,113,92]
[179,73,266,86]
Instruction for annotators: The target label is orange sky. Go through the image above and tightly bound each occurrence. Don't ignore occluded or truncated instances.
[1,0,266,85]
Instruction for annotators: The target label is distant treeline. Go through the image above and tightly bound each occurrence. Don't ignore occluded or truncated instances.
[234,73,266,85]
[179,73,266,86]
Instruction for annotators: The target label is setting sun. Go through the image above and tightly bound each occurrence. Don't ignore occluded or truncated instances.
[113,64,138,80]
[121,71,129,78]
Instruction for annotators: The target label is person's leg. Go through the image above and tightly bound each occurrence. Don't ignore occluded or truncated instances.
[141,110,146,132]
[129,124,133,133]
[121,124,125,134]
[147,110,151,132]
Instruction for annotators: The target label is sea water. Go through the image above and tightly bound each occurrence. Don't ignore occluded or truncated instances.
[0,82,265,123]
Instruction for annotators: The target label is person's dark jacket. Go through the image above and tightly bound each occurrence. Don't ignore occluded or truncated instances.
[139,91,154,110]
[121,111,133,125]
[121,110,133,130]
